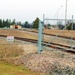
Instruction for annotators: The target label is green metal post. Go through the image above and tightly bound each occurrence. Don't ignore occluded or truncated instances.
[38,21,44,53]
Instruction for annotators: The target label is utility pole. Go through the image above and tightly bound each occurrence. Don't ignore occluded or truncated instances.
[65,0,68,29]
[54,6,62,28]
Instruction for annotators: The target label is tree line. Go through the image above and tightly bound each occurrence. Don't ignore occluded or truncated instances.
[0,19,16,28]
[56,20,75,30]
[0,17,75,30]
[0,17,40,28]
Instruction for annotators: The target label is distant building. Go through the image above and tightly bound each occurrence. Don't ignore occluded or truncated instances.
[10,24,22,29]
[44,25,58,30]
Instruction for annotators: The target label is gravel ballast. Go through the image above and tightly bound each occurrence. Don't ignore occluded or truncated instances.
[15,51,75,75]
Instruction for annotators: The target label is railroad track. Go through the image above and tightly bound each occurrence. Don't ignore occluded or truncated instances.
[0,34,75,54]
[22,29,75,40]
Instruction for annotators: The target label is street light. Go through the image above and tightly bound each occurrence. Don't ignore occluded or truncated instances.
[57,8,60,20]
[54,6,62,28]
[57,6,62,19]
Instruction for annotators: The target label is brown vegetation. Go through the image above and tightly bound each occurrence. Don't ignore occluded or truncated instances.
[44,29,75,38]
[0,29,75,75]
[0,44,23,58]
[0,29,37,39]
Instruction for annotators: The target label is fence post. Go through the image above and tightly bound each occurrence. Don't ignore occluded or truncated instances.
[71,15,73,49]
[38,21,44,53]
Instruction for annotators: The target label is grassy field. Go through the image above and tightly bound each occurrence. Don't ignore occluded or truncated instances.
[0,62,45,75]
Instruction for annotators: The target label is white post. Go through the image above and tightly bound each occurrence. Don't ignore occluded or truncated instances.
[65,0,68,29]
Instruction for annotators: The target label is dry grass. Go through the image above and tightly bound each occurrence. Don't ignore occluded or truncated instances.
[0,29,75,75]
[0,37,24,58]
[30,29,75,38]
[18,44,37,55]
[0,29,37,40]
[29,29,75,46]
[28,29,75,45]
[44,29,75,38]
[0,29,75,46]
[0,37,37,58]
[0,29,75,39]
[0,38,47,75]
[0,44,24,58]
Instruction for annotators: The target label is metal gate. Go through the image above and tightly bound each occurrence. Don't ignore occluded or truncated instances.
[38,15,75,53]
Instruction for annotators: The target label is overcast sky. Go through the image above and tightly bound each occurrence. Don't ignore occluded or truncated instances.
[0,0,75,23]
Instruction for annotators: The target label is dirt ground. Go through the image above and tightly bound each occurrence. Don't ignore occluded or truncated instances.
[29,29,75,38]
[0,29,37,40]
[0,29,75,38]
[0,29,75,75]
[44,29,75,38]
[0,29,75,46]
[0,37,75,75]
